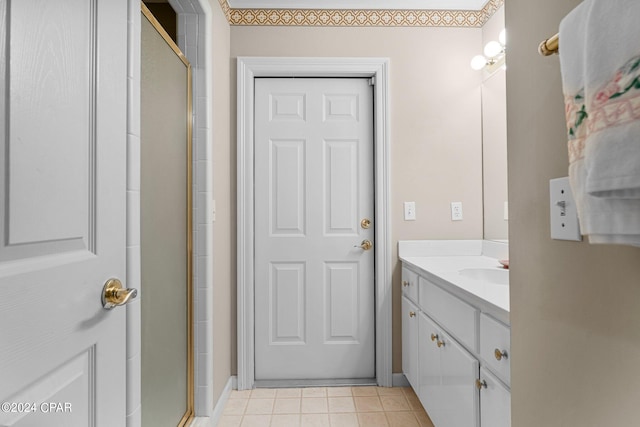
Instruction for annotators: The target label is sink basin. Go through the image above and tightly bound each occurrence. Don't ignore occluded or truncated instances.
[459,268,509,285]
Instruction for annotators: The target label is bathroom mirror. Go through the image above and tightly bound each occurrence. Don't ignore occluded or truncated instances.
[480,8,508,241]
[482,67,508,241]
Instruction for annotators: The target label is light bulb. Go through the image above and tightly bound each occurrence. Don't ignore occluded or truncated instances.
[499,29,506,46]
[470,55,487,71]
[484,41,503,58]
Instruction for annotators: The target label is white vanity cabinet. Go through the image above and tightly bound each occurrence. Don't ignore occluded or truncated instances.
[479,313,511,386]
[419,276,478,352]
[478,367,511,427]
[401,262,511,427]
[402,266,421,390]
[402,295,419,388]
[401,266,419,303]
[418,312,479,427]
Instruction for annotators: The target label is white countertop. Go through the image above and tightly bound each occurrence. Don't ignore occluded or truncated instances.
[399,240,510,323]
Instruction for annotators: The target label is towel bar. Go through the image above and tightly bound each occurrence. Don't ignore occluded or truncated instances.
[539,33,559,56]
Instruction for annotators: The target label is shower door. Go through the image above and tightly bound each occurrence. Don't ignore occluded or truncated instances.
[140,5,193,427]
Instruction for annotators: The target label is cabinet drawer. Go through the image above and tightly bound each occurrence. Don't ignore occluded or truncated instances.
[480,313,511,386]
[401,267,419,303]
[419,277,478,352]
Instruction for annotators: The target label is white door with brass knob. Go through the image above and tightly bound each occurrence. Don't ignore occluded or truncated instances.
[0,1,129,426]
[254,78,375,381]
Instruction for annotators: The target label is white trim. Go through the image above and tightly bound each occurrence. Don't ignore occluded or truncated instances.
[211,377,235,426]
[189,376,235,426]
[126,0,142,426]
[189,418,213,427]
[392,373,410,387]
[237,57,392,390]
[148,0,215,417]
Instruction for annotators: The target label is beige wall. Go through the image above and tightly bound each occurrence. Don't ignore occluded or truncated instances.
[210,0,233,404]
[506,1,640,426]
[230,25,485,373]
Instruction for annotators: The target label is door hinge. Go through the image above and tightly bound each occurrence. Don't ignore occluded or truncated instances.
[369,77,375,86]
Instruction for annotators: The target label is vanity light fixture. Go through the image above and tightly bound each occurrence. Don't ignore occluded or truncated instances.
[471,29,506,71]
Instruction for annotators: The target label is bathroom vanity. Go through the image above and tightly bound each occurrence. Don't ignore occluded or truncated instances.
[400,240,510,427]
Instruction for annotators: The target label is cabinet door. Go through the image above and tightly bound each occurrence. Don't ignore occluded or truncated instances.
[402,266,419,303]
[418,313,444,426]
[439,330,480,427]
[402,296,419,388]
[479,367,511,427]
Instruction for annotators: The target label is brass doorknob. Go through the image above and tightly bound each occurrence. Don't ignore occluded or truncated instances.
[354,240,373,250]
[494,348,508,361]
[102,278,138,310]
[437,340,445,348]
[409,311,416,318]
[430,333,439,342]
[475,379,488,390]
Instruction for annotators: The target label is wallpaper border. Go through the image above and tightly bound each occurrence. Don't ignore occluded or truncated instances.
[218,0,502,27]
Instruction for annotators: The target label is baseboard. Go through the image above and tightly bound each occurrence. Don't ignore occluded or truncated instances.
[392,373,410,387]
[210,376,235,427]
[255,378,377,388]
[189,417,213,427]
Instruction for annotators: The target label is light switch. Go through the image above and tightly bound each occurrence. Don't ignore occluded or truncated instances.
[404,202,416,221]
[549,177,582,241]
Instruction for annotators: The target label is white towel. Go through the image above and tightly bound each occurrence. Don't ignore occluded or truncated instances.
[559,0,640,247]
[584,1,640,198]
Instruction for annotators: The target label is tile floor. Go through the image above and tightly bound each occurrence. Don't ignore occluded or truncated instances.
[218,386,435,427]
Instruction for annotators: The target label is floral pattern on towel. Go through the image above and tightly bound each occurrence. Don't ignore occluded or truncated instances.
[594,56,640,105]
[565,89,588,164]
[564,55,640,164]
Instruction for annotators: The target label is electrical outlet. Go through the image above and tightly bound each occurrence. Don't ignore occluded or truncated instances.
[404,202,416,221]
[451,202,463,221]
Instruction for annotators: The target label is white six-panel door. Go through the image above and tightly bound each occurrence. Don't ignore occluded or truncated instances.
[0,1,128,426]
[254,78,375,381]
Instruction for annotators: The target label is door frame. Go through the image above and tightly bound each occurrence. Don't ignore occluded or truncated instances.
[237,57,392,390]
